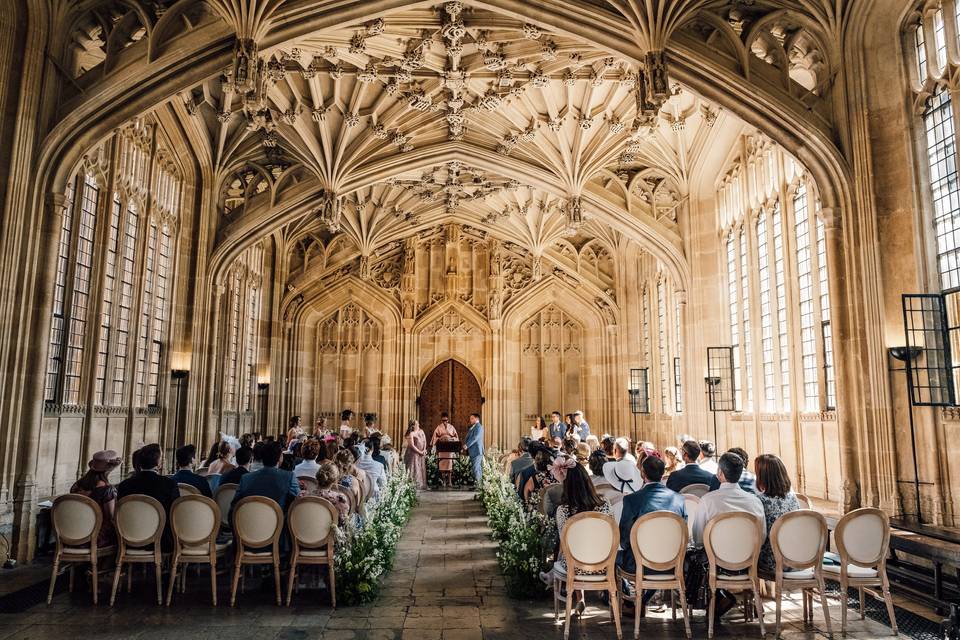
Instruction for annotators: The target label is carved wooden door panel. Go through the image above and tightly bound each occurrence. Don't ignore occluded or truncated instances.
[418,359,482,441]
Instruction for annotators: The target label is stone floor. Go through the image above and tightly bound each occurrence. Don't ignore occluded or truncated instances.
[0,490,906,639]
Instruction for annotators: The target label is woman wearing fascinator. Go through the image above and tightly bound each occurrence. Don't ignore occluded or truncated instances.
[70,450,122,548]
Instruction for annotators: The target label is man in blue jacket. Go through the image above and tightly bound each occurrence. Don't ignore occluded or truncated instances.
[665,440,721,493]
[464,413,484,484]
[229,440,300,524]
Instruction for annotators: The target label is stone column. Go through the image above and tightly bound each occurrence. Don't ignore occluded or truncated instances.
[820,206,862,512]
[11,192,66,562]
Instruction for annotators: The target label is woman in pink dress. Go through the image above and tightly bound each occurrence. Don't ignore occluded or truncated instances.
[404,420,427,489]
[430,412,459,488]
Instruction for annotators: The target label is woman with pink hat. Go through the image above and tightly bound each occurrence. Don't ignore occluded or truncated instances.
[69,450,122,548]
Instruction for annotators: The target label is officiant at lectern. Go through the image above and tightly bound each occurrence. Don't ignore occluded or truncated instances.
[431,412,459,487]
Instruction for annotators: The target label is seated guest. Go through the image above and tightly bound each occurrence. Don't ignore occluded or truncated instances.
[294,439,322,477]
[198,442,219,471]
[70,450,122,548]
[585,434,600,451]
[369,434,388,470]
[206,441,236,475]
[561,437,578,455]
[249,441,265,472]
[501,441,523,472]
[523,449,557,507]
[335,449,362,504]
[171,445,212,498]
[229,440,299,521]
[509,437,534,483]
[315,461,350,526]
[381,436,399,473]
[754,454,800,572]
[516,441,546,495]
[221,446,253,486]
[698,440,719,474]
[727,447,757,494]
[354,442,386,496]
[663,446,684,477]
[117,444,179,549]
[665,440,721,493]
[589,451,612,490]
[575,442,591,468]
[613,437,635,462]
[542,462,611,615]
[617,455,686,606]
[600,436,615,459]
[601,457,642,522]
[690,452,764,547]
[689,452,765,621]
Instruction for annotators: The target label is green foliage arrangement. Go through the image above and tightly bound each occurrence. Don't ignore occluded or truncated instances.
[426,451,475,488]
[476,456,552,598]
[334,468,417,605]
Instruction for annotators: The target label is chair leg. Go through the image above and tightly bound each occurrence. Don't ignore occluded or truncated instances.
[859,586,865,620]
[881,576,898,636]
[671,589,676,621]
[47,557,60,605]
[817,578,834,638]
[126,562,132,594]
[708,588,716,639]
[165,561,178,606]
[230,561,242,607]
[634,592,640,640]
[69,565,75,593]
[677,583,692,639]
[564,583,574,640]
[329,564,336,609]
[286,563,297,607]
[210,561,218,607]
[753,581,765,636]
[154,561,162,605]
[92,559,99,605]
[840,579,848,635]
[273,560,282,606]
[774,580,783,638]
[554,578,560,621]
[110,561,123,606]
[609,582,623,640]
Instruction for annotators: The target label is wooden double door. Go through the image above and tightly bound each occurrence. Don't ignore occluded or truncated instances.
[418,359,483,442]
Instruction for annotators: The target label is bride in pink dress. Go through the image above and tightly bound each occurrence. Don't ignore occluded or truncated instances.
[404,420,427,489]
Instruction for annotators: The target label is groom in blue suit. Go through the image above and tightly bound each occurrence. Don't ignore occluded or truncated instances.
[464,413,484,484]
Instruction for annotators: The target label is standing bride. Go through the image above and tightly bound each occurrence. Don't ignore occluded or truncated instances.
[404,419,427,489]
[430,412,459,488]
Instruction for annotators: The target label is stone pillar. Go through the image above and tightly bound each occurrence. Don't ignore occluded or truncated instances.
[11,192,66,562]
[820,206,862,512]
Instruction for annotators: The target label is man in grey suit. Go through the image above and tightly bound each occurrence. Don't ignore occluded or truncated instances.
[464,413,484,484]
[509,437,534,484]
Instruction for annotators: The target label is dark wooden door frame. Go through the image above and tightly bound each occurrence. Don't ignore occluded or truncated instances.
[417,359,483,441]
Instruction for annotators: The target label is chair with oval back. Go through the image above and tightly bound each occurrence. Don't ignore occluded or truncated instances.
[177,483,201,496]
[214,483,238,529]
[680,483,711,498]
[540,483,564,520]
[552,511,622,640]
[47,494,113,605]
[822,507,897,636]
[110,495,165,606]
[703,511,766,639]
[231,496,284,607]
[765,510,832,638]
[167,495,228,606]
[286,496,339,607]
[794,493,814,510]
[616,511,691,639]
[334,485,356,515]
[683,494,700,539]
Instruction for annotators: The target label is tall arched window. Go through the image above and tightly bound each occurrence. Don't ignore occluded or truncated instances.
[220,244,264,415]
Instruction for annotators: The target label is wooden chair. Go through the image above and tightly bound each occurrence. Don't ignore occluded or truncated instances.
[47,494,114,605]
[286,496,339,607]
[680,483,711,498]
[110,495,165,606]
[167,495,227,606]
[358,471,373,504]
[595,484,625,506]
[683,494,700,539]
[177,482,201,496]
[822,507,897,636]
[617,511,691,639]
[230,496,283,606]
[703,512,766,639]
[297,475,319,495]
[795,493,814,510]
[214,483,238,529]
[540,483,564,520]
[764,510,832,638]
[552,511,622,640]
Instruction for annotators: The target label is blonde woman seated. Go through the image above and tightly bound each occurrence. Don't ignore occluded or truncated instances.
[206,441,236,475]
[316,461,350,526]
[335,449,363,505]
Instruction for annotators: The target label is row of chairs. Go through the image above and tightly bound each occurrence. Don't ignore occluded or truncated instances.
[550,507,898,640]
[46,492,340,608]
